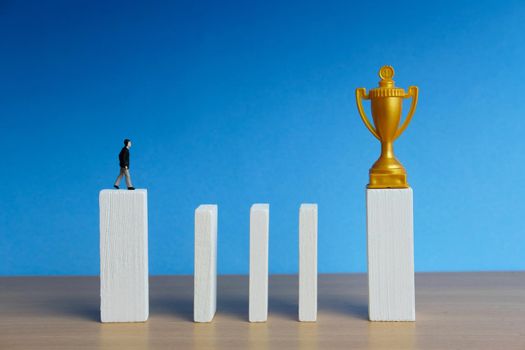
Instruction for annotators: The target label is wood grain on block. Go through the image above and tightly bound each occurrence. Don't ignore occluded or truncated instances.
[249,204,269,322]
[367,188,415,321]
[299,204,318,322]
[194,205,218,322]
[99,189,149,323]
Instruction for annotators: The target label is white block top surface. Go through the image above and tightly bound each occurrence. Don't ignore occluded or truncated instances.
[251,203,269,212]
[300,203,318,211]
[366,187,412,193]
[196,204,218,212]
[100,189,147,196]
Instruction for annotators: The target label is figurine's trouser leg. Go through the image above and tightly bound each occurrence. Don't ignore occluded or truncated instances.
[124,169,133,188]
[114,170,123,186]
[114,168,133,188]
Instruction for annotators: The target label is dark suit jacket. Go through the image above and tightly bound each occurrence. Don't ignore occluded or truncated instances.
[119,147,130,168]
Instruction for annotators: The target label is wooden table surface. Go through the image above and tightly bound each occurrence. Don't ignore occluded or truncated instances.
[1,272,524,349]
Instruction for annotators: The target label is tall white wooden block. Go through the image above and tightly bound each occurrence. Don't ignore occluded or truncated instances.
[194,204,218,322]
[249,203,269,323]
[99,189,149,323]
[367,188,415,321]
[299,204,318,322]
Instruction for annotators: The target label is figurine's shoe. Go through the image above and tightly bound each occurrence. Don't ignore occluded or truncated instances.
[127,187,135,190]
[113,185,119,189]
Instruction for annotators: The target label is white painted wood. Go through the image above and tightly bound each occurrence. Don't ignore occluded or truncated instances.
[299,203,318,322]
[99,189,149,323]
[367,188,415,321]
[249,204,269,322]
[194,204,218,322]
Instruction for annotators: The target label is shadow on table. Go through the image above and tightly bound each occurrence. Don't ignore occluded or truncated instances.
[216,295,298,322]
[268,294,297,321]
[318,294,369,320]
[264,293,368,321]
[41,295,100,322]
[150,295,193,321]
[216,294,249,321]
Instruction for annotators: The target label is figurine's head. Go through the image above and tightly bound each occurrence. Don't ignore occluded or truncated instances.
[124,139,131,148]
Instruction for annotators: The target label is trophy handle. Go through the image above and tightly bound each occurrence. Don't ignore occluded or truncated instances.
[355,88,380,140]
[394,86,418,140]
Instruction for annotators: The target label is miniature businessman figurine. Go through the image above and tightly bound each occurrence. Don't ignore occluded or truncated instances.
[113,139,135,190]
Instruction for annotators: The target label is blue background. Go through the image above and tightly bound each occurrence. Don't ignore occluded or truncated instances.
[1,0,524,276]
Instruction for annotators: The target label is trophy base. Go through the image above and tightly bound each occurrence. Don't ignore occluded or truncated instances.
[368,173,409,189]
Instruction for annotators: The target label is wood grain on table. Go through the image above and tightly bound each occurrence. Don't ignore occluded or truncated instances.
[1,272,524,349]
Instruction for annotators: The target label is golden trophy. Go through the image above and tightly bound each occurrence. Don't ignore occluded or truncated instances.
[356,66,418,188]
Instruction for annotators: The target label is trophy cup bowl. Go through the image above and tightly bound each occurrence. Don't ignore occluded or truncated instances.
[355,66,418,189]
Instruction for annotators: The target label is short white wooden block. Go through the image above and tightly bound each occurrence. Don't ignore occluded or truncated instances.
[367,188,415,321]
[99,189,149,323]
[249,203,269,322]
[299,203,318,322]
[194,204,218,322]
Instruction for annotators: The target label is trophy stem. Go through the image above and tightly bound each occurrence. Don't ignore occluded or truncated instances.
[381,141,394,159]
